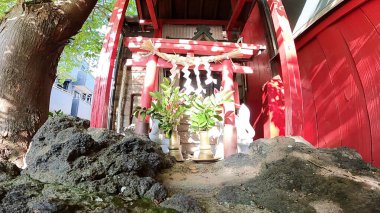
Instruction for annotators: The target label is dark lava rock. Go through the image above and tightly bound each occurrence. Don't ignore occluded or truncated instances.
[249,136,314,158]
[0,116,174,212]
[160,194,204,213]
[216,185,252,205]
[0,161,20,181]
[216,137,380,213]
[23,116,172,202]
[0,175,127,213]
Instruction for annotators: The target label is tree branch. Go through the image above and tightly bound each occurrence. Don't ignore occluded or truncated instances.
[94,5,109,18]
[57,0,98,40]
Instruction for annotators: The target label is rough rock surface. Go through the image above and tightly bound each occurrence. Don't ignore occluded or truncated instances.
[23,116,172,201]
[160,194,205,213]
[2,117,380,212]
[0,161,20,182]
[0,116,175,212]
[159,136,380,213]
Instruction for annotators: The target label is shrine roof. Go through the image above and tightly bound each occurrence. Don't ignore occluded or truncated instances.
[134,0,254,30]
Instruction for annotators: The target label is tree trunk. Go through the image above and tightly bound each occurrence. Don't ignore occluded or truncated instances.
[0,0,97,167]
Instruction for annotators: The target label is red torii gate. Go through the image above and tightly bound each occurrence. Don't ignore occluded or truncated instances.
[91,0,304,156]
[124,37,260,157]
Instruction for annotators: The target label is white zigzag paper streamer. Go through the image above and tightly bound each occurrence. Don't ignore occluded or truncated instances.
[193,58,205,94]
[181,63,194,94]
[169,60,179,82]
[202,58,217,85]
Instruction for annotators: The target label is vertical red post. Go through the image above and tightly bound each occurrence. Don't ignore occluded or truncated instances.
[233,80,240,106]
[222,59,237,158]
[135,55,159,134]
[91,0,129,128]
[267,0,304,135]
[262,76,285,138]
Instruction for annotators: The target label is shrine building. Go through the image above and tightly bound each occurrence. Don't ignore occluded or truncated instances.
[90,0,380,167]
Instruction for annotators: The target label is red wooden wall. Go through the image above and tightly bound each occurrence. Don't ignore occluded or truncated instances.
[240,2,273,139]
[296,0,380,167]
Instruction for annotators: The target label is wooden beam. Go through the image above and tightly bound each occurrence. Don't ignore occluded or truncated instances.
[199,0,204,18]
[230,0,237,8]
[135,0,145,31]
[125,58,254,74]
[214,0,220,20]
[136,0,143,20]
[169,0,173,18]
[125,19,153,25]
[185,0,188,19]
[146,0,158,29]
[134,19,228,26]
[91,0,130,128]
[222,59,237,158]
[159,19,229,26]
[267,0,304,135]
[134,19,238,27]
[135,55,158,135]
[124,37,262,58]
[227,0,246,31]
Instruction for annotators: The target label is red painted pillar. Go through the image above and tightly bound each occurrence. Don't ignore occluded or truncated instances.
[135,55,159,135]
[91,0,130,128]
[222,59,237,158]
[267,0,304,135]
[233,80,240,106]
[262,76,285,138]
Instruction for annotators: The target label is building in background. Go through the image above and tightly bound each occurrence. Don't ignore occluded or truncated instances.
[49,62,94,120]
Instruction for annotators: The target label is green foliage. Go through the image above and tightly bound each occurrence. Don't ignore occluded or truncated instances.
[132,106,148,121]
[147,78,194,138]
[48,109,64,117]
[58,0,137,80]
[0,0,16,20]
[188,90,234,132]
[0,0,137,80]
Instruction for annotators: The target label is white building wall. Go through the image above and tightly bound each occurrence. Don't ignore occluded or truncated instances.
[76,100,92,120]
[49,87,73,115]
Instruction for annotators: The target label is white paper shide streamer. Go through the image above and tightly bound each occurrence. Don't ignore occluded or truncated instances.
[169,59,179,81]
[139,40,244,94]
[181,63,194,94]
[202,57,217,85]
[193,58,205,94]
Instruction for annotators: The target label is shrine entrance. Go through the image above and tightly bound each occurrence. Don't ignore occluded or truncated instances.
[124,37,261,158]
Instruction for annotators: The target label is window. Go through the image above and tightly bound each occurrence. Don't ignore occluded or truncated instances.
[282,0,344,37]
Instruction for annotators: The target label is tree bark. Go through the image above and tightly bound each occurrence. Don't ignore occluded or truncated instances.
[0,0,97,167]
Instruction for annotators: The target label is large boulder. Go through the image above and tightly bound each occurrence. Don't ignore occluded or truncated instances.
[0,161,20,182]
[0,116,176,212]
[23,116,173,201]
[160,194,204,213]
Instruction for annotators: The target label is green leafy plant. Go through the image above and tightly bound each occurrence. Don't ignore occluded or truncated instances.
[147,78,193,138]
[48,110,64,118]
[132,106,148,121]
[188,90,234,132]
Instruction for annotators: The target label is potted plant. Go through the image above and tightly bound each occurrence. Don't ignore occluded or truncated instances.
[188,90,233,160]
[147,78,193,161]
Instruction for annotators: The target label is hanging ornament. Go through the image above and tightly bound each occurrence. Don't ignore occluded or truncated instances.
[138,39,247,94]
[181,63,194,94]
[202,57,217,85]
[169,59,179,82]
[192,58,206,94]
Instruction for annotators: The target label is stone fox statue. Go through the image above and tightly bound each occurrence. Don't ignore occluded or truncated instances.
[149,118,169,154]
[235,103,255,152]
[203,88,256,158]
